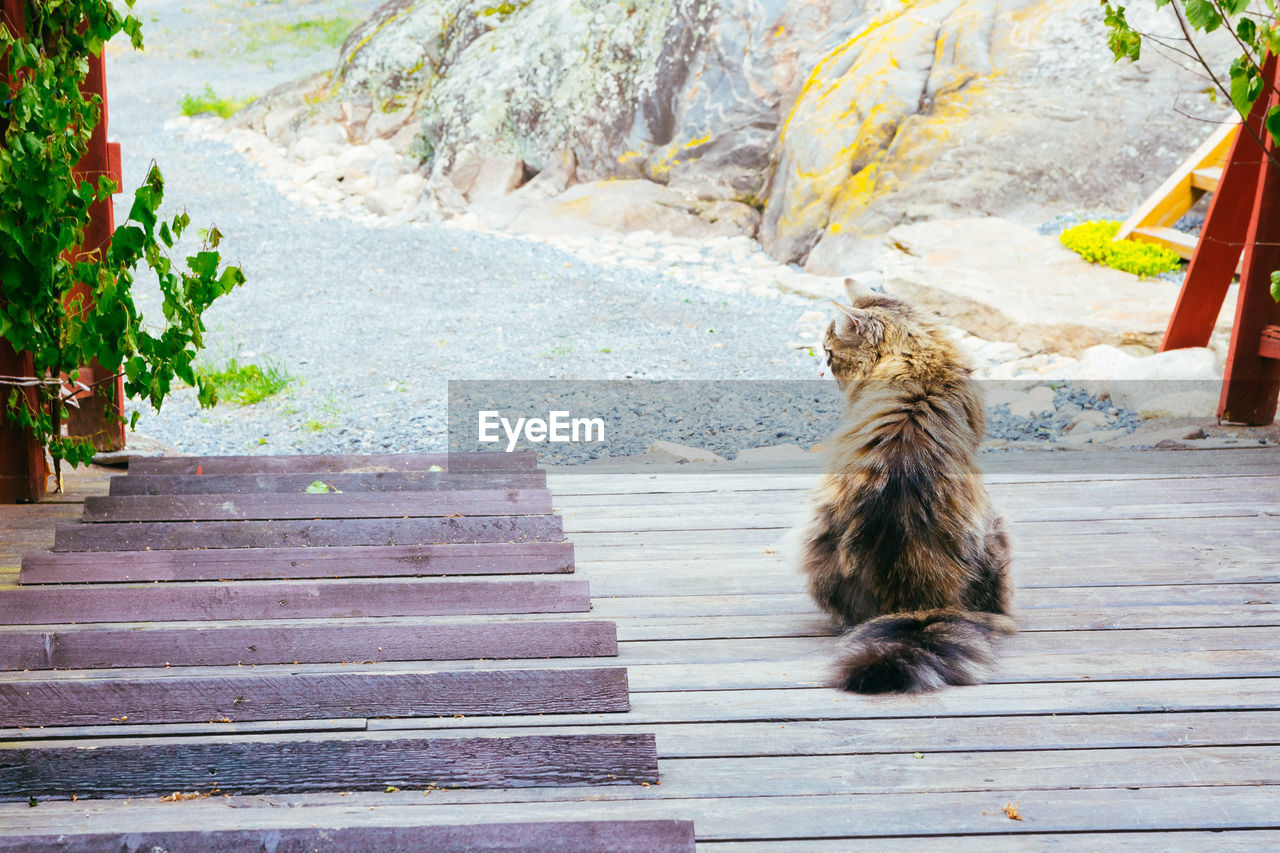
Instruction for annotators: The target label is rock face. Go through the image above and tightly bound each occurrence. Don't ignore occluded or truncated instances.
[235,0,1235,260]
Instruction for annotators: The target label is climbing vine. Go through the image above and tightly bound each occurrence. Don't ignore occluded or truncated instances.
[0,0,243,472]
[1102,1,1280,149]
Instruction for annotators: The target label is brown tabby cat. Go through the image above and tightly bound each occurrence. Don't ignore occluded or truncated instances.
[793,281,1014,693]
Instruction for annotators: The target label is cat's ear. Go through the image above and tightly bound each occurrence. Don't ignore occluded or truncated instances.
[831,300,866,335]
[831,300,882,342]
[842,277,860,303]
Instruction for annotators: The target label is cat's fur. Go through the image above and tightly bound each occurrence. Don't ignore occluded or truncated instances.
[794,281,1014,694]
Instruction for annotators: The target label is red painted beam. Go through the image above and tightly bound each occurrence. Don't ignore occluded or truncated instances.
[1220,56,1280,425]
[66,46,126,451]
[1161,56,1277,352]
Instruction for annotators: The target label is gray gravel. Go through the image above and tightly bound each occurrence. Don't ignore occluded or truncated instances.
[106,1,1142,459]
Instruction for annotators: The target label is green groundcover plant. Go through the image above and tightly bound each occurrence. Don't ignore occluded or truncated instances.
[1060,220,1183,276]
[1,0,244,475]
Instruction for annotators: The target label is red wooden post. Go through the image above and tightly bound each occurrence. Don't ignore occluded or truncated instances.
[1219,67,1280,425]
[0,0,49,502]
[1159,55,1280,425]
[66,43,126,451]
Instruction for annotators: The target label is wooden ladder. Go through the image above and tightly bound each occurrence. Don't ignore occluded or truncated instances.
[1116,120,1237,259]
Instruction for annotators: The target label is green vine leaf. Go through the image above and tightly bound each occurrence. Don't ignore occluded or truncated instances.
[1,0,244,470]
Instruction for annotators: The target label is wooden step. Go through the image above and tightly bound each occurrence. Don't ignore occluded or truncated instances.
[19,541,576,584]
[127,451,537,476]
[0,577,590,624]
[0,822,695,853]
[0,732,658,800]
[1191,165,1222,191]
[0,618,618,670]
[0,667,631,726]
[1131,225,1198,260]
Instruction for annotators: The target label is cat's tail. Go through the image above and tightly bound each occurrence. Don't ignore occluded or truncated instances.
[833,608,1015,694]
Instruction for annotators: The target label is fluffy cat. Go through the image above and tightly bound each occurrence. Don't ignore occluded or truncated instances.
[794,281,1015,693]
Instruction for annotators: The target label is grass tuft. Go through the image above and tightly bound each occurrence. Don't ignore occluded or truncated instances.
[241,15,361,53]
[196,358,294,405]
[180,84,256,118]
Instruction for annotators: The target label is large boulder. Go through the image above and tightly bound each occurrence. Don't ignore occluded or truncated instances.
[334,0,868,195]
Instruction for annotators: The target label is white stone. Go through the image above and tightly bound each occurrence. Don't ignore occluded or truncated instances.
[336,144,380,174]
[393,173,425,196]
[289,136,332,162]
[1005,385,1058,418]
[365,189,412,217]
[298,122,348,147]
[1086,347,1224,417]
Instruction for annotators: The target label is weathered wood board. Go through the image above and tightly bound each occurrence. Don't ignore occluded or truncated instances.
[82,490,554,523]
[0,667,631,726]
[53,514,564,551]
[0,820,696,853]
[110,469,548,495]
[0,578,591,624]
[0,620,618,670]
[0,733,659,800]
[20,542,576,583]
[126,452,537,476]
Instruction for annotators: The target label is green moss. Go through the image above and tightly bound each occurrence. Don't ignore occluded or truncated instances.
[1059,220,1182,278]
[180,84,256,118]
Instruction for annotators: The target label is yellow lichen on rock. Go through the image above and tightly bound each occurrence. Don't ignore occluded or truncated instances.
[762,0,1011,263]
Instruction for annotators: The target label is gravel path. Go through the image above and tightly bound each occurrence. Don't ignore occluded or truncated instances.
[109,1,828,455]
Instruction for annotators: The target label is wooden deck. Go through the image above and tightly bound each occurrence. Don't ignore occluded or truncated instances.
[1,447,1279,849]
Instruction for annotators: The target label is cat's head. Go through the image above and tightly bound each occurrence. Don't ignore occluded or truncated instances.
[822,279,934,389]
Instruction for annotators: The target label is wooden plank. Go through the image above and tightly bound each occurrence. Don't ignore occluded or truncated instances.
[0,578,591,624]
[82,490,554,523]
[0,620,618,670]
[369,678,1280,730]
[1131,225,1199,259]
[602,605,1280,640]
[127,452,537,476]
[351,709,1280,758]
[701,833,1280,852]
[0,733,659,800]
[0,821,695,852]
[53,514,564,552]
[0,667,631,726]
[2,785,1276,839]
[19,541,576,584]
[558,502,1280,530]
[110,469,548,495]
[3,739,1274,802]
[584,584,1280,618]
[1190,165,1222,191]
